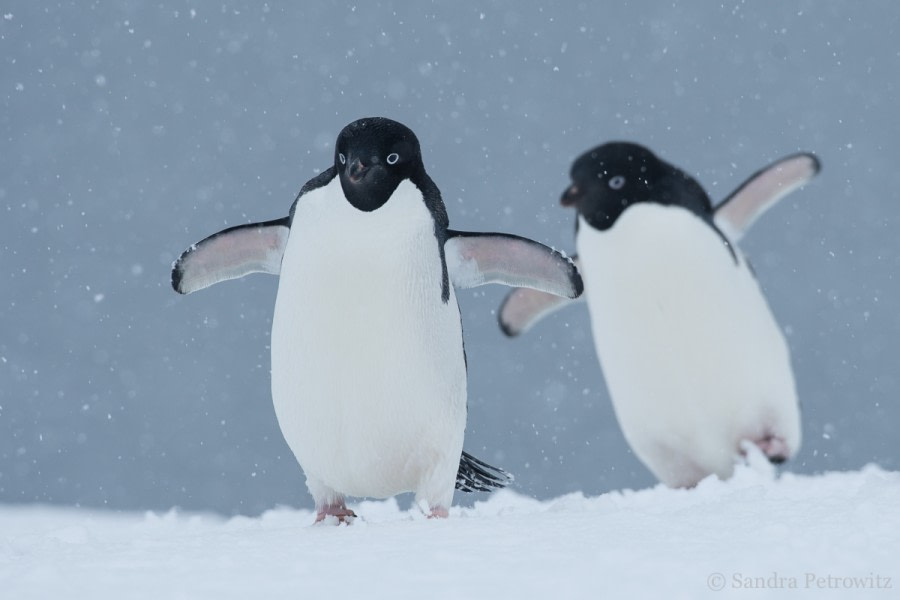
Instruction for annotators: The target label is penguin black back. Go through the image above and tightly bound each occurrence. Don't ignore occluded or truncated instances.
[561,142,713,231]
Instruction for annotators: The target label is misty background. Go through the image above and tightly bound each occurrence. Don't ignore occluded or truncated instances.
[2,1,897,515]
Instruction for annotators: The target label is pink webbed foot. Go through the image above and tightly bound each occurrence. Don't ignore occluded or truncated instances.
[752,435,790,464]
[428,506,449,519]
[315,501,357,525]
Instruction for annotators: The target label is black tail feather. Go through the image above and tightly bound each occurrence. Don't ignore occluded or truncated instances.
[455,451,513,492]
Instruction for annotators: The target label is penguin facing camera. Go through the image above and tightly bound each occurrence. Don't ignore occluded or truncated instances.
[172,117,584,522]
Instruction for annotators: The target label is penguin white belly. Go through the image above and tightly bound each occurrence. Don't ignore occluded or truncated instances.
[577,206,801,486]
[271,179,466,503]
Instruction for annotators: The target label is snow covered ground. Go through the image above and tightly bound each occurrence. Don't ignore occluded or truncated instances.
[2,465,897,599]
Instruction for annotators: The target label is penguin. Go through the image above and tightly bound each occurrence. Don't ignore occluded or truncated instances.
[498,142,819,488]
[172,117,583,522]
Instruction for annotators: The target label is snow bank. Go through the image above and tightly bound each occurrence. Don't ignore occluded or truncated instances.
[2,465,897,599]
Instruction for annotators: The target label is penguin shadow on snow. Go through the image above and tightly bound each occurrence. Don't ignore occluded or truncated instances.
[500,142,820,489]
[171,117,584,524]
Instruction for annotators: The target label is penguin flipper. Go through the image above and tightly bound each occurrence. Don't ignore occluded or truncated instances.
[444,231,584,299]
[455,451,513,492]
[498,281,584,337]
[171,217,290,294]
[714,152,820,242]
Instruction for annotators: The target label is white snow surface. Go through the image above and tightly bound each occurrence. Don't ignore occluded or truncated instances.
[2,465,898,599]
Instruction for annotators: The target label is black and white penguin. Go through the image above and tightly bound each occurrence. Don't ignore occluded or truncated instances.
[499,142,819,488]
[172,117,583,521]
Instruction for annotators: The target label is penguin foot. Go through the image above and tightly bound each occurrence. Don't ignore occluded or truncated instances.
[753,434,790,464]
[315,502,357,525]
[427,506,449,519]
[738,439,778,481]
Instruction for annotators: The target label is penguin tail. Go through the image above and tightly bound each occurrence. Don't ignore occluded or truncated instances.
[455,451,513,492]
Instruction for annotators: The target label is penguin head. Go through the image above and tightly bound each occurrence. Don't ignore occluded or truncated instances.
[334,117,423,212]
[561,142,712,230]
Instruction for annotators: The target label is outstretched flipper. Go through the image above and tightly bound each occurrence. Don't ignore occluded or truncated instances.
[172,217,290,295]
[455,451,513,492]
[444,230,583,299]
[499,283,585,337]
[714,153,820,242]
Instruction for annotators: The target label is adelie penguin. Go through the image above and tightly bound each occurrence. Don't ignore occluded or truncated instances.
[499,142,820,488]
[172,117,583,522]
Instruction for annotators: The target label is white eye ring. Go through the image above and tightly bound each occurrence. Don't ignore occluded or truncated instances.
[608,175,626,190]
[386,153,399,165]
[338,153,346,165]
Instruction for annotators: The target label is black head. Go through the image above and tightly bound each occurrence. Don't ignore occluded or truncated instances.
[334,117,424,212]
[561,142,713,230]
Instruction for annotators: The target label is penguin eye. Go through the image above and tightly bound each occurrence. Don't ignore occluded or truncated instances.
[338,153,346,165]
[386,153,400,165]
[608,175,626,190]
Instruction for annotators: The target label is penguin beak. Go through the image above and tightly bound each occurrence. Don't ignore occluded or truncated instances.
[347,157,369,184]
[561,184,580,207]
